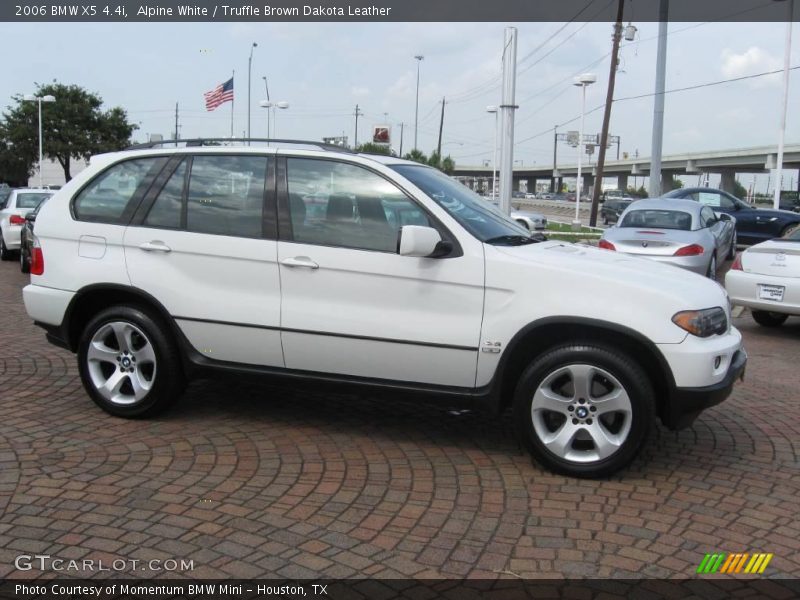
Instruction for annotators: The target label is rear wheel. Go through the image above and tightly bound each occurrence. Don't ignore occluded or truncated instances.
[77,305,186,417]
[19,247,29,273]
[751,310,788,327]
[0,234,12,261]
[727,231,737,260]
[513,343,654,478]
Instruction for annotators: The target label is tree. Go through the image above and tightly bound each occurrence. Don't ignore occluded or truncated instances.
[403,149,427,164]
[732,180,748,199]
[355,142,391,155]
[0,129,34,186]
[1,82,137,182]
[441,155,455,175]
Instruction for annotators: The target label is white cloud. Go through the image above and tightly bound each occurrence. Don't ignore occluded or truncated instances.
[721,47,781,88]
[351,86,370,98]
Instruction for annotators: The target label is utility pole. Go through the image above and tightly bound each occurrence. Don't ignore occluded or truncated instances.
[398,122,404,156]
[589,0,625,227]
[773,0,794,209]
[174,102,179,145]
[353,104,363,148]
[436,97,446,159]
[551,126,558,193]
[413,55,424,150]
[649,0,669,197]
[247,42,257,144]
[498,27,518,215]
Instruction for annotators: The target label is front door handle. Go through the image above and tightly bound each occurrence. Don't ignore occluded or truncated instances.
[139,241,172,253]
[281,256,319,269]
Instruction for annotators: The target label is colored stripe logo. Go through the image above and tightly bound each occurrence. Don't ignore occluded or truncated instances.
[697,553,773,574]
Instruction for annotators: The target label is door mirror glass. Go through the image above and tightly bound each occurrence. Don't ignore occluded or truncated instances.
[718,212,732,222]
[399,225,443,257]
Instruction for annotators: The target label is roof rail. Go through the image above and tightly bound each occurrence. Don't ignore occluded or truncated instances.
[125,138,354,153]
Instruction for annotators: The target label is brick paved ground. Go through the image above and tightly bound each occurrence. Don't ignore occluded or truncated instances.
[0,261,798,580]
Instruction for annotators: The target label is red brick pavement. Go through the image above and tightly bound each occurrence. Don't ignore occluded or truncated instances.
[0,261,798,580]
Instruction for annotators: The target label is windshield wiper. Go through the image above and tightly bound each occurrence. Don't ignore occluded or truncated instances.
[484,234,539,246]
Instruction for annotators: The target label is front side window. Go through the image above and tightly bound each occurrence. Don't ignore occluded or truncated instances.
[186,155,267,238]
[287,158,428,253]
[619,209,693,231]
[74,157,165,223]
[390,164,533,245]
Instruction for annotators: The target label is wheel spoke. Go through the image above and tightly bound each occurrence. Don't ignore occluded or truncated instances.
[567,364,594,401]
[86,340,118,365]
[541,421,579,457]
[133,342,156,365]
[129,370,152,400]
[110,322,133,352]
[587,421,625,460]
[532,385,571,415]
[99,368,127,399]
[592,387,631,415]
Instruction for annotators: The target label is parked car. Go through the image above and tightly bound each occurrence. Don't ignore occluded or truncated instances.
[485,198,547,231]
[23,139,745,478]
[600,200,632,225]
[19,197,51,273]
[0,188,53,260]
[599,198,736,280]
[725,225,800,327]
[603,189,634,203]
[664,187,800,246]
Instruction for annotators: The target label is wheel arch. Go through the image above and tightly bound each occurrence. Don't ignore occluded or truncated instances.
[491,317,675,424]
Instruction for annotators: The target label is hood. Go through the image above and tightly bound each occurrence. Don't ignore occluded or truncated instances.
[486,241,729,343]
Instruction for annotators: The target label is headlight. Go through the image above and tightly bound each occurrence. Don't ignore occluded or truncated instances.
[672,307,727,337]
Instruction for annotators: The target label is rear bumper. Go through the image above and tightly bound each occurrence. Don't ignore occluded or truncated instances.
[725,270,800,316]
[23,284,74,327]
[665,348,747,430]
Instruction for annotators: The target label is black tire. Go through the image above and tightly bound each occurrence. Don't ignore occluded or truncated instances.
[512,343,655,478]
[19,248,29,273]
[706,253,717,281]
[77,305,186,418]
[0,234,12,261]
[751,310,788,328]
[603,216,609,225]
[727,231,737,260]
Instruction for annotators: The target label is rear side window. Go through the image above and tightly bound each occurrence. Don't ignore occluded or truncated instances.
[16,192,52,209]
[186,155,267,238]
[144,159,186,229]
[74,157,165,223]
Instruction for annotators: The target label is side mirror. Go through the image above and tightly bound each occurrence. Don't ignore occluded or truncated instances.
[399,225,445,257]
[718,213,732,222]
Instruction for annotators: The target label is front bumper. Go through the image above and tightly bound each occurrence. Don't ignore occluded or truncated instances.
[665,348,747,430]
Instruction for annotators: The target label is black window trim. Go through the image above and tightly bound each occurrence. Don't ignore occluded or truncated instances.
[129,152,278,241]
[277,155,462,258]
[70,155,170,225]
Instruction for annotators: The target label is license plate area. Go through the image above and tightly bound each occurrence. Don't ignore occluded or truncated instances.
[758,284,785,302]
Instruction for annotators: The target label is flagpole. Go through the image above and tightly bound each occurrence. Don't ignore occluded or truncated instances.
[230,70,235,139]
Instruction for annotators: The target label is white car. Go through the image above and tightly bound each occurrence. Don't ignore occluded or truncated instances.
[725,228,800,327]
[23,140,746,477]
[0,189,53,260]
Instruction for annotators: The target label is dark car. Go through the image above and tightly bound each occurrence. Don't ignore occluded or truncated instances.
[664,187,800,246]
[19,197,49,273]
[600,199,632,225]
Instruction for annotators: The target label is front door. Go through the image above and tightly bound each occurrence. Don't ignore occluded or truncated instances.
[276,157,484,388]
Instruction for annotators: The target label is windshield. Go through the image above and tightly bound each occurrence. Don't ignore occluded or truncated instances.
[16,192,52,209]
[390,164,532,243]
[619,209,692,231]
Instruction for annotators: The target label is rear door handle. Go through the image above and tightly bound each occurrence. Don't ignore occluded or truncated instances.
[139,241,172,253]
[281,256,319,269]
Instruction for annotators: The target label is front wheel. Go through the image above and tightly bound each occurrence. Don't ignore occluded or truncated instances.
[19,248,30,273]
[706,253,717,281]
[727,231,737,260]
[77,305,186,417]
[513,343,654,478]
[751,310,788,327]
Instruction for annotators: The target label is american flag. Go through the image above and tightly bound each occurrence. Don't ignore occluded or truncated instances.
[204,77,234,111]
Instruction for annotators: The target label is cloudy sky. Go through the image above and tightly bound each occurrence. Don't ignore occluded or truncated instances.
[1,17,798,190]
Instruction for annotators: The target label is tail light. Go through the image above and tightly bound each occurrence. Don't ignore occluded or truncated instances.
[9,215,25,225]
[30,235,44,276]
[731,253,743,271]
[673,244,704,257]
[598,239,616,251]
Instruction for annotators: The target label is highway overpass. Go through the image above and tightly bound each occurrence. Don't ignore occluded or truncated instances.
[452,144,800,195]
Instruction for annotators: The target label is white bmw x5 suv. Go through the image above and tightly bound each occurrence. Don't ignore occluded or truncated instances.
[23,139,746,477]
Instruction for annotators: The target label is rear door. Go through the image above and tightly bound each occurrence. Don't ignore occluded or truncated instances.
[124,152,284,367]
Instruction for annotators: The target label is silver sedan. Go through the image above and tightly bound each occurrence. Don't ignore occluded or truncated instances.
[599,198,736,280]
[510,208,547,231]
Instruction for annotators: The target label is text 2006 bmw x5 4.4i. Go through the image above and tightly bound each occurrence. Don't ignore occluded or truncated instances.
[22,140,746,477]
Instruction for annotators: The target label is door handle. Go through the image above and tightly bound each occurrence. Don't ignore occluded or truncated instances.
[139,241,172,253]
[281,256,319,269]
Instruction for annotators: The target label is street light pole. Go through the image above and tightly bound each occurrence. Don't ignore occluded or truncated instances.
[649,0,669,197]
[413,55,424,150]
[773,0,794,209]
[574,74,597,229]
[487,105,498,198]
[23,94,56,188]
[247,42,258,143]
